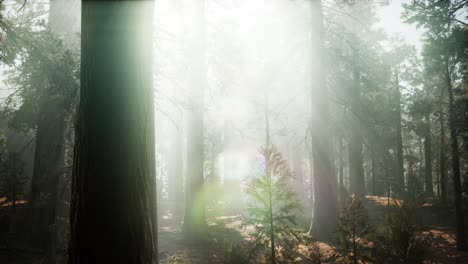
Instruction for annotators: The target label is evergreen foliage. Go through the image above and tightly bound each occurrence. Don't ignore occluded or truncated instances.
[244,145,302,263]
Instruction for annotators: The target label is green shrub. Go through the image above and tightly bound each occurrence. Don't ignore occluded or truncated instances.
[333,195,372,264]
[372,201,431,264]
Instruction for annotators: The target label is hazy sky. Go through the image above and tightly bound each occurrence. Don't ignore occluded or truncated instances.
[376,0,423,51]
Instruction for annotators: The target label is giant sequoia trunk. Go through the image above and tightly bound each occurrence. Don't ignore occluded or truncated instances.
[394,71,405,197]
[445,62,466,251]
[182,0,207,241]
[28,95,66,246]
[28,0,72,252]
[349,58,365,198]
[69,1,157,263]
[309,0,338,240]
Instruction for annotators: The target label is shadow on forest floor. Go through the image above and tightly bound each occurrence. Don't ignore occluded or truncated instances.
[362,196,468,264]
[158,209,247,263]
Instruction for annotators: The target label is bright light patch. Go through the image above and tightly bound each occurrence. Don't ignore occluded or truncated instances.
[220,96,250,121]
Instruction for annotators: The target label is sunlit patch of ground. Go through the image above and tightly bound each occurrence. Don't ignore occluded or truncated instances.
[365,195,403,207]
[421,197,436,207]
[420,226,468,264]
[0,197,28,207]
[296,241,334,261]
[0,200,28,207]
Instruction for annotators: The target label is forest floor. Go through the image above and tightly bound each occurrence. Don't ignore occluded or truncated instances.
[158,196,468,264]
[0,196,467,263]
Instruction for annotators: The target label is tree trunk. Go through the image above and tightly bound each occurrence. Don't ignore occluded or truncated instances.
[69,2,157,263]
[394,71,405,197]
[168,122,183,214]
[292,147,306,205]
[339,135,345,201]
[419,137,423,184]
[28,0,71,251]
[183,105,206,241]
[371,147,375,196]
[46,165,61,264]
[183,0,207,241]
[308,124,314,212]
[349,55,365,198]
[445,62,466,251]
[424,114,434,197]
[309,0,338,240]
[28,91,67,245]
[408,159,416,200]
[205,132,221,208]
[439,92,447,204]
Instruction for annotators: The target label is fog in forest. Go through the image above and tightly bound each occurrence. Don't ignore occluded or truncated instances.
[0,0,467,263]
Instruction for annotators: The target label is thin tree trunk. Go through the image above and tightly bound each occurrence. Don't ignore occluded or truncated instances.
[419,137,423,183]
[308,124,314,222]
[339,135,345,201]
[11,173,16,213]
[292,147,306,204]
[408,160,415,199]
[69,2,157,263]
[371,147,375,196]
[207,131,221,207]
[349,54,365,198]
[424,114,434,196]
[168,122,183,213]
[46,168,61,264]
[395,71,405,197]
[439,91,447,204]
[435,142,440,198]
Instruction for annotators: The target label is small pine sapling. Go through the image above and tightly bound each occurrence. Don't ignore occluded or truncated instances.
[244,145,302,264]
